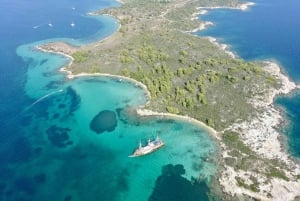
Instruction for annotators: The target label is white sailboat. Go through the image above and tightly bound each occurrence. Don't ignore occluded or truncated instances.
[129,136,164,157]
[48,21,53,27]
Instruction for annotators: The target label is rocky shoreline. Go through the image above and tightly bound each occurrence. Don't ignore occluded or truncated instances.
[221,61,300,200]
[38,37,300,201]
[35,0,300,200]
[194,2,300,200]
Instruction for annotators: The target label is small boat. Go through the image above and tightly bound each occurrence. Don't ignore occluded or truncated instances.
[71,22,75,27]
[129,136,164,157]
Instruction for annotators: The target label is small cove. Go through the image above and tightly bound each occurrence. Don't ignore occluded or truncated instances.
[0,0,221,200]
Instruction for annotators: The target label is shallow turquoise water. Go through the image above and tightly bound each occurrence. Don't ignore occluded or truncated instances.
[6,42,220,201]
[0,0,220,200]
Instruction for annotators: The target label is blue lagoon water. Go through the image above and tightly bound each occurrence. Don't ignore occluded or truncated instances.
[198,0,300,157]
[0,0,219,200]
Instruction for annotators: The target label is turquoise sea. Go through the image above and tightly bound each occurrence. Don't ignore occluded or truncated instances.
[198,0,300,157]
[0,0,219,200]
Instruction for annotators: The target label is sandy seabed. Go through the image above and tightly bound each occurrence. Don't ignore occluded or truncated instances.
[36,1,300,199]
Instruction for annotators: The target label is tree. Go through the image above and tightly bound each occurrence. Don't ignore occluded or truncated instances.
[185,97,194,109]
[179,49,188,57]
[197,93,207,105]
[206,118,214,127]
[121,68,130,77]
[177,68,184,77]
[166,106,179,114]
[72,51,88,63]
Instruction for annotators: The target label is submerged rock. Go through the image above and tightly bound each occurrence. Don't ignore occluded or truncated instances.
[148,164,210,201]
[46,125,73,148]
[90,110,117,134]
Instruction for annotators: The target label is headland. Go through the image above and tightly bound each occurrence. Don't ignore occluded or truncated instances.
[36,0,300,200]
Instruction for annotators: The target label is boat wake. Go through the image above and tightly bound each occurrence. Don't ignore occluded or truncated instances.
[33,25,41,29]
[23,89,64,112]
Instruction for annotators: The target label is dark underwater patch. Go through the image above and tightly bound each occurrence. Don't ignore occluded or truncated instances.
[173,122,183,131]
[148,164,210,201]
[90,110,117,134]
[58,103,66,108]
[46,125,73,148]
[8,137,32,163]
[52,113,60,119]
[39,58,48,66]
[116,107,141,126]
[65,86,81,114]
[43,71,55,77]
[116,108,128,124]
[84,78,108,84]
[14,176,36,195]
[64,195,72,201]
[156,119,175,124]
[33,86,80,121]
[46,80,64,90]
[33,173,46,184]
[116,169,130,192]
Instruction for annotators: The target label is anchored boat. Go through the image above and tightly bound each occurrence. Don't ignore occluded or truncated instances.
[129,136,164,157]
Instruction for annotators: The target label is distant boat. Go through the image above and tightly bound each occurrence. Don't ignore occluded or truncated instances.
[48,22,53,27]
[70,22,75,27]
[72,7,76,10]
[129,136,164,157]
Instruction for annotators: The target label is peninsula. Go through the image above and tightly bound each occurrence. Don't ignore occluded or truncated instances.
[38,0,300,200]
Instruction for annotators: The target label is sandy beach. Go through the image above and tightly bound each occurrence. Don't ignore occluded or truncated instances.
[34,0,300,200]
[38,39,300,201]
[136,108,220,139]
[37,41,219,140]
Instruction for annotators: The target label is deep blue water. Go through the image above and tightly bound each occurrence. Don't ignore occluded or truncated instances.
[198,0,300,157]
[0,0,219,200]
[0,0,118,125]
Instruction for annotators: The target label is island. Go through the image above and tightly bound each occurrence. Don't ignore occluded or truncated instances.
[37,0,300,200]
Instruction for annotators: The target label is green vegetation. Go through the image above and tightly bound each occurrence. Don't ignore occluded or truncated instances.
[235,176,260,192]
[68,1,280,132]
[72,51,89,63]
[223,131,290,182]
[266,166,289,181]
[166,106,180,114]
[223,131,252,155]
[65,1,289,198]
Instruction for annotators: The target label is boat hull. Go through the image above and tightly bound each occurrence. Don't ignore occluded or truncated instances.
[129,140,164,157]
